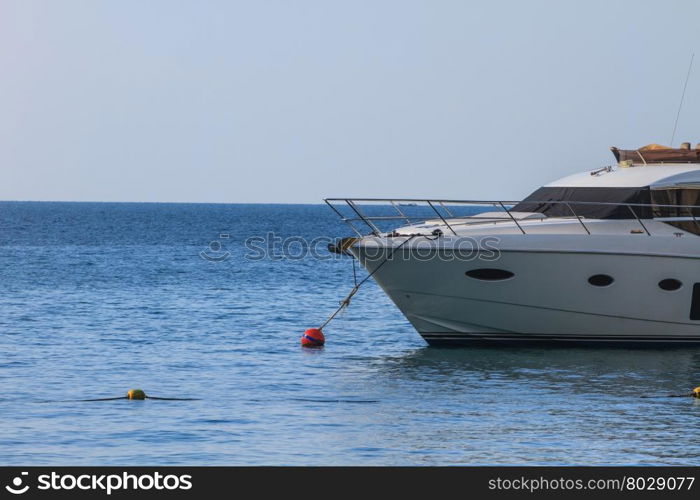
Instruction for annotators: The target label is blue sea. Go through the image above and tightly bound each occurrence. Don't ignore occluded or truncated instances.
[1,201,699,465]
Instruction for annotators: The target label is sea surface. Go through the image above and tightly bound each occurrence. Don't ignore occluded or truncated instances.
[1,201,699,465]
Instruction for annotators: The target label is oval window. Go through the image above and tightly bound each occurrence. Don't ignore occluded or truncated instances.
[588,274,614,287]
[465,268,514,281]
[658,278,682,291]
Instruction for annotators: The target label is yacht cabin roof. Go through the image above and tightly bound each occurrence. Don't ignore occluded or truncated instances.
[545,164,700,189]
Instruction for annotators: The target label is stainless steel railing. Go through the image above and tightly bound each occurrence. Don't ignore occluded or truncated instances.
[324,198,700,237]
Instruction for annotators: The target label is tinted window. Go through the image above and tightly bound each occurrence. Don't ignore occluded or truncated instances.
[513,186,653,219]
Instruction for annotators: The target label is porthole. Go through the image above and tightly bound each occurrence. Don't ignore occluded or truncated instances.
[658,278,682,291]
[465,268,514,281]
[588,274,614,287]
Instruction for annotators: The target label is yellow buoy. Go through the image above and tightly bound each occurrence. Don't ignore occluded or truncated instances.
[127,389,147,400]
[693,387,700,398]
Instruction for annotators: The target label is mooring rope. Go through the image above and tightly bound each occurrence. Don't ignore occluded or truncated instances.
[38,397,201,403]
[639,393,697,399]
[37,390,200,403]
[319,234,417,331]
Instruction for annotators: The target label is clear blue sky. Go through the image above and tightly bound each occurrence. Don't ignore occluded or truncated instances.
[1,0,699,203]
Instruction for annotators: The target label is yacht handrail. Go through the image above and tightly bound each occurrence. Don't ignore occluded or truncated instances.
[324,198,700,237]
[326,197,700,208]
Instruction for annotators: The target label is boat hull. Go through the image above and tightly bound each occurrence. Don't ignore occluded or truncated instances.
[353,240,700,346]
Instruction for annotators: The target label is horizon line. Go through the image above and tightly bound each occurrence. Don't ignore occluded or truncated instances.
[0,199,337,205]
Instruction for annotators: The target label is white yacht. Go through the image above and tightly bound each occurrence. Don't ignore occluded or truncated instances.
[326,143,700,346]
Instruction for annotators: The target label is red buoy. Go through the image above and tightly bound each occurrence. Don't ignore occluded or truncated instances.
[301,328,325,347]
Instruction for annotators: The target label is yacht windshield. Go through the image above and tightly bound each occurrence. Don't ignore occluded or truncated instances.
[512,186,653,219]
[514,186,700,220]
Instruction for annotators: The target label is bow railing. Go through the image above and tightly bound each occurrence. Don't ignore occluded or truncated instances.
[324,198,700,237]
